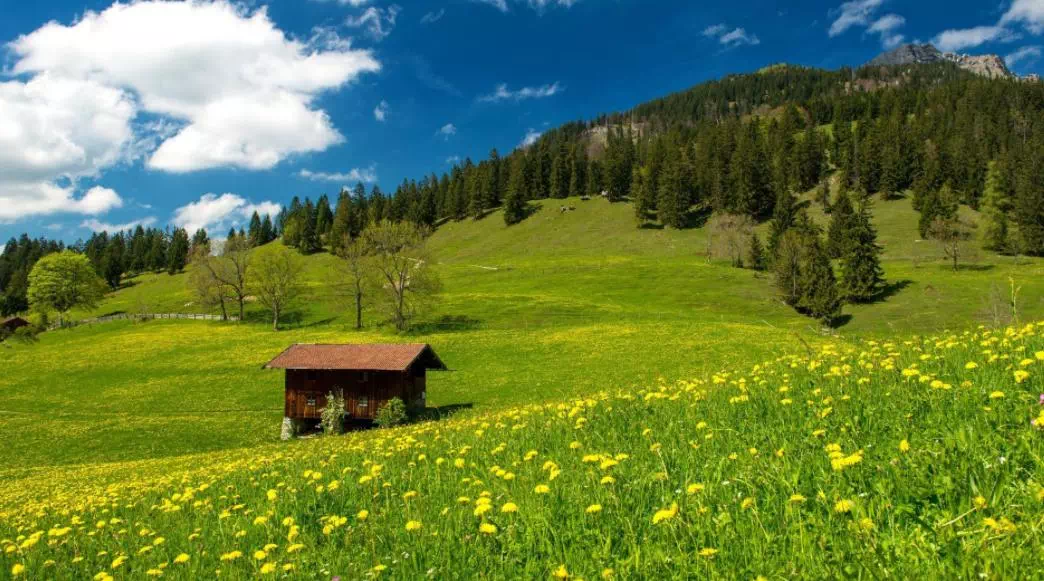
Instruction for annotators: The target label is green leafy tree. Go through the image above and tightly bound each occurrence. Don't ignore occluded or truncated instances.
[27,251,106,326]
[747,232,766,272]
[252,244,304,330]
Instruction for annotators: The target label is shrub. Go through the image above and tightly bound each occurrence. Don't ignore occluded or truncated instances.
[319,391,346,435]
[374,397,409,428]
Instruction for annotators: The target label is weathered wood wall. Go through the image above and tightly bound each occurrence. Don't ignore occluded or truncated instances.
[284,366,426,420]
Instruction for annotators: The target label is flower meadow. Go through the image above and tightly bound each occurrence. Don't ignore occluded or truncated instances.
[2,323,1044,579]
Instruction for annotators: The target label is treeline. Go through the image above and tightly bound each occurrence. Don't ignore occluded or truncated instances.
[369,62,1043,255]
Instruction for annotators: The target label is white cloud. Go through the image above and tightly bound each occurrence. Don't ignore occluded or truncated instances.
[869,14,905,48]
[374,100,389,122]
[298,165,378,183]
[828,0,884,37]
[446,155,461,164]
[1002,0,1044,34]
[473,0,580,12]
[702,23,760,47]
[81,216,157,233]
[437,123,457,139]
[421,9,446,24]
[1006,44,1042,66]
[8,0,380,178]
[478,82,563,102]
[172,193,281,235]
[518,128,542,149]
[933,25,1018,52]
[345,5,401,41]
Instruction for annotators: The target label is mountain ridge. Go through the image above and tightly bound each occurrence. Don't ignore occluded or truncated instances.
[867,42,1013,79]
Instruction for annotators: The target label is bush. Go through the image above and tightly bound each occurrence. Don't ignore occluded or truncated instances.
[319,391,346,435]
[374,397,409,428]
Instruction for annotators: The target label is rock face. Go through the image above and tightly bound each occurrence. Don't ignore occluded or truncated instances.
[867,43,1013,79]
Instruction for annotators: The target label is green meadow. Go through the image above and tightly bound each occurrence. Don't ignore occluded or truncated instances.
[1,195,1043,475]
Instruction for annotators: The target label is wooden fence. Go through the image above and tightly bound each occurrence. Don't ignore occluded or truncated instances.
[50,313,238,330]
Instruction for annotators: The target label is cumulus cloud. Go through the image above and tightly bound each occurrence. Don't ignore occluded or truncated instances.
[437,123,457,139]
[1006,44,1042,66]
[828,0,884,37]
[1002,0,1044,34]
[421,9,446,24]
[518,128,542,149]
[374,100,389,122]
[81,216,157,233]
[478,82,563,102]
[702,24,760,47]
[8,0,380,179]
[345,5,401,41]
[172,193,281,235]
[933,25,1019,52]
[298,165,378,183]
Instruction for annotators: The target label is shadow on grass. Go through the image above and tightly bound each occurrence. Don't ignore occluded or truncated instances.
[414,403,474,421]
[406,315,483,335]
[955,264,995,272]
[872,279,914,303]
[829,313,854,329]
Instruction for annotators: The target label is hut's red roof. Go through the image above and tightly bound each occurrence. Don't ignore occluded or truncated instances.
[263,343,446,371]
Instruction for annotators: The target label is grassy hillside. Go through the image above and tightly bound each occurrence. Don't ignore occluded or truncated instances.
[3,195,1044,473]
[1,323,1041,578]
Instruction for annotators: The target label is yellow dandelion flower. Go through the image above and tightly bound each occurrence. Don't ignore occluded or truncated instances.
[789,493,806,504]
[405,520,422,532]
[600,475,616,485]
[287,544,305,553]
[220,551,242,562]
[989,391,1005,399]
[174,554,189,564]
[11,564,25,577]
[534,484,551,494]
[500,502,519,513]
[858,517,875,532]
[1014,370,1030,383]
[479,523,498,535]
[254,550,267,561]
[973,495,987,509]
[586,504,603,514]
[687,483,705,495]
[601,568,615,578]
[834,499,855,514]
[741,497,755,510]
[266,489,278,501]
[899,439,910,453]
[552,564,570,579]
[357,509,369,521]
[454,458,466,469]
[111,556,129,569]
[260,563,277,574]
[698,548,718,558]
[965,361,978,369]
[652,503,679,524]
[145,569,163,577]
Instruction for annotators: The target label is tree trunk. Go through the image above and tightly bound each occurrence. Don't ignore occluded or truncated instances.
[272,306,279,331]
[219,298,228,321]
[238,296,245,322]
[355,289,362,330]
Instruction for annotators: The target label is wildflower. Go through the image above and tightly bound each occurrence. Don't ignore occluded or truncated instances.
[652,503,679,524]
[834,499,855,514]
[965,361,978,369]
[373,564,387,573]
[552,564,570,579]
[357,509,369,521]
[989,391,1005,399]
[974,495,987,509]
[740,497,755,510]
[687,483,705,495]
[858,517,875,532]
[501,502,519,513]
[220,551,242,561]
[982,517,1016,534]
[479,522,498,535]
[600,476,616,485]
[403,490,418,501]
[898,439,910,453]
[586,504,603,514]
[287,544,305,553]
[254,550,267,561]
[1036,351,1044,361]
[534,484,551,494]
[266,489,278,501]
[1015,370,1030,384]
[698,548,718,558]
[474,504,492,517]
[601,568,615,578]
[145,569,164,577]
[454,458,466,469]
[11,564,25,577]
[788,494,806,504]
[260,563,277,575]
[405,520,422,532]
[111,556,129,569]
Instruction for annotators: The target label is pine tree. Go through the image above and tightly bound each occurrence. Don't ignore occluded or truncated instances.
[840,201,885,302]
[315,195,334,242]
[568,146,586,197]
[167,228,190,275]
[657,150,686,228]
[248,212,262,247]
[299,198,319,254]
[330,189,354,254]
[632,165,654,226]
[826,188,856,258]
[503,156,528,226]
[768,187,805,257]
[799,236,843,326]
[260,214,275,244]
[918,183,957,239]
[981,159,1013,253]
[585,158,602,196]
[747,232,766,271]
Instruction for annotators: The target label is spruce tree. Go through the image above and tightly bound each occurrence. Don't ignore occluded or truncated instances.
[260,215,275,244]
[167,228,190,275]
[826,188,856,258]
[503,156,528,226]
[840,202,884,303]
[632,165,654,226]
[918,183,957,239]
[768,187,805,257]
[747,232,766,271]
[330,190,353,254]
[568,146,586,197]
[248,212,262,247]
[799,236,842,326]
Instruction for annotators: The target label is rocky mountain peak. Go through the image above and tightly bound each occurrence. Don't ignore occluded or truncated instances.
[867,43,1013,80]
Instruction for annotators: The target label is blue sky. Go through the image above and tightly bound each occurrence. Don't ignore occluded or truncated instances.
[1,0,1042,242]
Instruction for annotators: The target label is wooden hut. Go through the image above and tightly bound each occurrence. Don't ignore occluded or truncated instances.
[264,343,446,422]
[1,317,29,336]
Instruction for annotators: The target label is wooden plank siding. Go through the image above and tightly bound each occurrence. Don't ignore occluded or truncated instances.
[283,366,427,420]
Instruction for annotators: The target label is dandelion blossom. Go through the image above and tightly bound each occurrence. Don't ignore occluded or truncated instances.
[834,499,855,514]
[479,522,498,535]
[534,484,551,494]
[687,483,705,495]
[1015,370,1030,384]
[357,509,369,521]
[11,564,25,577]
[898,439,910,453]
[500,502,518,513]
[652,503,679,524]
[586,504,603,514]
[260,563,277,575]
[405,520,422,532]
[552,564,570,579]
[173,554,190,564]
[698,548,718,558]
